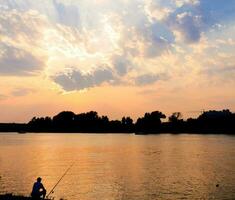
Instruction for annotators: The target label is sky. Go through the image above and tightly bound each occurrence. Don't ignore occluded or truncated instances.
[0,0,235,122]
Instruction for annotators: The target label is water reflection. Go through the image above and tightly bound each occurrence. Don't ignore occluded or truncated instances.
[0,133,235,199]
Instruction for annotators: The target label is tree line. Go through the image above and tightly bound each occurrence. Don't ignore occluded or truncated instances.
[1,109,231,134]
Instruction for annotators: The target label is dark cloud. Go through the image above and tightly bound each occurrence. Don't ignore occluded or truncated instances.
[151,22,175,43]
[145,36,171,57]
[165,0,235,43]
[177,12,201,43]
[0,44,44,76]
[54,68,169,91]
[166,11,201,43]
[138,20,172,57]
[53,67,114,91]
[112,55,132,76]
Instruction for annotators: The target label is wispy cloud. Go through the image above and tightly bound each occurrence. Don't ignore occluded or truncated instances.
[11,88,36,97]
[0,94,7,101]
[135,73,167,86]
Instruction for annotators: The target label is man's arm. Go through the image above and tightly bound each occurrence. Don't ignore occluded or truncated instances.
[41,183,46,191]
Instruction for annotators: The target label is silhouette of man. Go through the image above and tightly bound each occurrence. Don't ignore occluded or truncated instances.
[31,177,46,199]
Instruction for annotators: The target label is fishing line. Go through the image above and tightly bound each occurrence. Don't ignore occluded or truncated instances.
[46,162,75,198]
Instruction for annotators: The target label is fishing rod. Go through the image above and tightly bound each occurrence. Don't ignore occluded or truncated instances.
[46,162,75,198]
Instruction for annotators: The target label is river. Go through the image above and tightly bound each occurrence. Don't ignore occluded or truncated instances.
[0,133,235,199]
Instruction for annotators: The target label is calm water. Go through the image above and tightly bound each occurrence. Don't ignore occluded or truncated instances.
[0,133,235,200]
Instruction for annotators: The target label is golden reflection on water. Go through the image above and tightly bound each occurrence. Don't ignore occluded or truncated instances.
[0,133,235,199]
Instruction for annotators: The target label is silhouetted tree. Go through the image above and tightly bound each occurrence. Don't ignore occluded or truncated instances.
[196,109,234,132]
[28,116,53,131]
[198,109,232,121]
[73,111,105,132]
[169,112,182,123]
[109,120,122,132]
[136,111,166,132]
[53,111,75,123]
[52,111,76,131]
[16,109,235,134]
[121,117,134,132]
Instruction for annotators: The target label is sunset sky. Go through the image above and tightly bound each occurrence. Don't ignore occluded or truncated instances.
[0,0,235,122]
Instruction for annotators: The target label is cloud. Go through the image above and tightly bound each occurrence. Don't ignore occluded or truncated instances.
[166,9,202,43]
[175,0,200,7]
[166,0,235,43]
[0,7,48,42]
[135,73,165,85]
[202,65,235,79]
[53,67,115,91]
[137,89,157,95]
[0,44,44,76]
[112,55,132,76]
[175,12,201,43]
[144,1,173,21]
[145,34,172,57]
[11,88,36,96]
[0,94,7,101]
[0,7,48,76]
[52,0,81,28]
[0,0,235,92]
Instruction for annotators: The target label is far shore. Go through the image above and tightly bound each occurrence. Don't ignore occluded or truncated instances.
[0,109,234,135]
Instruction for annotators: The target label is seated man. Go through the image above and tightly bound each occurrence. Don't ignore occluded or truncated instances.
[31,177,47,199]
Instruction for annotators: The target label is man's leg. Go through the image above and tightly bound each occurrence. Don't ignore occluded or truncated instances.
[42,189,46,199]
[32,194,40,200]
[39,190,46,199]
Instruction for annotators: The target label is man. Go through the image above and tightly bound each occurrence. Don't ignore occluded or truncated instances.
[31,177,47,199]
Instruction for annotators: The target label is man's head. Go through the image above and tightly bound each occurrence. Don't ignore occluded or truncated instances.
[37,177,42,182]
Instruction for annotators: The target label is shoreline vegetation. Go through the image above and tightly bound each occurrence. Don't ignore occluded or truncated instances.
[0,194,50,200]
[0,109,234,134]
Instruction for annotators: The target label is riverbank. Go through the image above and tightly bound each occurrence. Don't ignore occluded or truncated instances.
[0,194,50,200]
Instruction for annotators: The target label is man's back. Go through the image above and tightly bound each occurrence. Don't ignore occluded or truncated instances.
[31,177,46,199]
[32,181,43,194]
